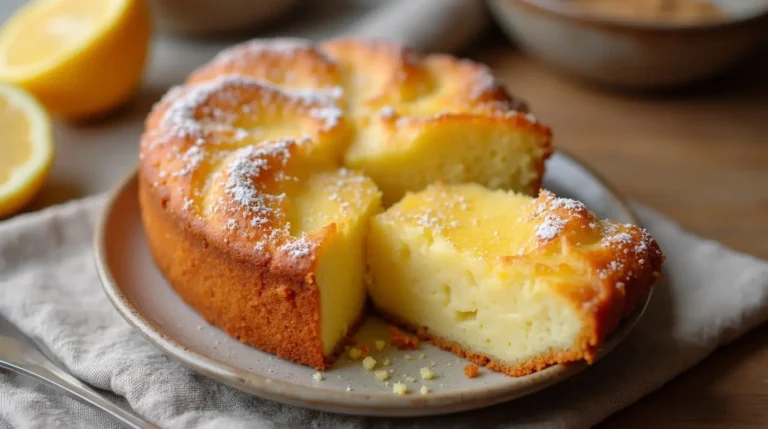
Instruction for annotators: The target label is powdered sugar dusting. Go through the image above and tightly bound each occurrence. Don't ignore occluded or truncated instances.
[470,66,501,100]
[597,223,662,283]
[161,75,261,140]
[379,106,396,119]
[536,215,566,241]
[287,85,344,103]
[598,259,625,280]
[280,235,316,258]
[551,198,581,212]
[309,106,342,130]
[225,145,271,209]
[157,75,345,158]
[218,139,308,236]
[530,191,590,241]
[210,38,317,66]
[182,198,194,211]
[175,145,205,176]
[603,232,632,246]
[394,190,466,234]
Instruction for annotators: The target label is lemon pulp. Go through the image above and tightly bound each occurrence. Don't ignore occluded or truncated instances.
[0,84,53,217]
[0,96,33,184]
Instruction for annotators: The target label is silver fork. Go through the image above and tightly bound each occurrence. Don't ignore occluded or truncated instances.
[0,314,158,429]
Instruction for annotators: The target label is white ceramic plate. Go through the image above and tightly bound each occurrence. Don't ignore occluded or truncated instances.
[94,151,651,417]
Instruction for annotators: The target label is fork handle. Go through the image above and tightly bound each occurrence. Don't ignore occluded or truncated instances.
[1,360,158,429]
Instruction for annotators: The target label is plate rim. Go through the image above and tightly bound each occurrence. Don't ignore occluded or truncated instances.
[93,150,652,417]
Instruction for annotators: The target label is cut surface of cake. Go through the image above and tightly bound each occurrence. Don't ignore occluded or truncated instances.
[347,113,551,206]
[366,183,663,376]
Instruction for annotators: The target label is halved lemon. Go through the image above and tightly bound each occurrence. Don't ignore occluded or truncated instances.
[0,84,53,217]
[0,0,151,119]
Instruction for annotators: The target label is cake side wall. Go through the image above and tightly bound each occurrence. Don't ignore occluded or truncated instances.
[138,174,328,369]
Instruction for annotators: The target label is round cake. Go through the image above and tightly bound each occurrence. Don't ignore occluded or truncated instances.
[139,38,661,375]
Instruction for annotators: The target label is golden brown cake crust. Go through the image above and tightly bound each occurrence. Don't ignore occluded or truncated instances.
[139,38,553,370]
[140,175,332,368]
[523,190,665,352]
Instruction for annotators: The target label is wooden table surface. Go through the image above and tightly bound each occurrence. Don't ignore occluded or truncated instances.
[473,35,768,428]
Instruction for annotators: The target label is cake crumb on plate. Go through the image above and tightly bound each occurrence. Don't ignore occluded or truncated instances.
[420,367,435,380]
[362,356,377,370]
[464,364,479,378]
[348,347,363,360]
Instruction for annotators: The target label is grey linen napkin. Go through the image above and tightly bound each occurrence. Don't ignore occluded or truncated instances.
[2,0,768,427]
[1,197,768,428]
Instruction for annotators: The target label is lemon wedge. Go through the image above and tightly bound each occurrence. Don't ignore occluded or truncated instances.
[0,0,151,119]
[0,84,53,217]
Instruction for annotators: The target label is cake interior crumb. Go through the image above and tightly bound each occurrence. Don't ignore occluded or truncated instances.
[362,356,377,370]
[347,347,363,360]
[420,367,435,380]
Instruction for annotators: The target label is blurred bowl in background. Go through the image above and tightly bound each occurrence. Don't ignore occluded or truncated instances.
[149,0,299,36]
[487,0,768,89]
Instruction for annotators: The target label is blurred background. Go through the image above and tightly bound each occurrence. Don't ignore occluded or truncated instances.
[0,0,766,225]
[0,0,767,426]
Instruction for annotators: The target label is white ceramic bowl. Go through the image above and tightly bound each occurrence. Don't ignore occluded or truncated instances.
[148,0,299,36]
[488,0,768,88]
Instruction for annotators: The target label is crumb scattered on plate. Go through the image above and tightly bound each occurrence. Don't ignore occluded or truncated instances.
[362,356,377,370]
[393,382,408,395]
[464,364,479,378]
[348,347,363,360]
[420,367,435,380]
